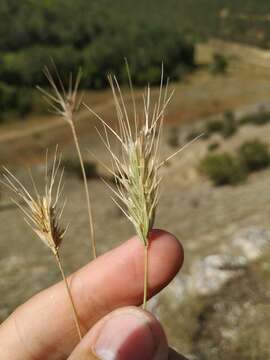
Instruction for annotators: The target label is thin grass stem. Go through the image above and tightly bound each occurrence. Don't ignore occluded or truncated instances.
[69,121,97,259]
[55,250,83,340]
[142,243,149,310]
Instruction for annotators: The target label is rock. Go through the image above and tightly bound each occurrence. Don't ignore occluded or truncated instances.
[162,254,247,306]
[155,227,270,309]
[188,254,247,296]
[232,227,270,260]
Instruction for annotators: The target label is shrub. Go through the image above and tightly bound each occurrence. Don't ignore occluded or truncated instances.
[209,52,228,75]
[0,82,17,115]
[16,89,32,117]
[238,140,270,172]
[205,119,223,135]
[203,112,237,139]
[168,127,180,148]
[0,83,33,119]
[221,111,237,138]
[82,26,195,88]
[208,142,220,151]
[186,128,203,142]
[200,153,247,186]
[238,112,270,126]
[63,159,99,180]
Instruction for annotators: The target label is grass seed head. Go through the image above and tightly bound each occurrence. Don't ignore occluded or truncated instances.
[37,65,82,124]
[2,148,66,254]
[39,64,97,259]
[88,69,172,246]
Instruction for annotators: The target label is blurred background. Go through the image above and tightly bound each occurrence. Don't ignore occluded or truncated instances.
[1,1,270,359]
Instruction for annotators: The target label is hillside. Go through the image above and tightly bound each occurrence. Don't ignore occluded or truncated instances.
[1,0,270,120]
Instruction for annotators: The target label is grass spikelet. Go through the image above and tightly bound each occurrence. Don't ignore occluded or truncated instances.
[1,148,83,340]
[86,65,202,309]
[85,66,175,309]
[37,65,97,259]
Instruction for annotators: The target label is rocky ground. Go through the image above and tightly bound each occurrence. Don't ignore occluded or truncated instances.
[1,117,270,358]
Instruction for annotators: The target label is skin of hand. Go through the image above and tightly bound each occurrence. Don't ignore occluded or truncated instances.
[0,229,187,360]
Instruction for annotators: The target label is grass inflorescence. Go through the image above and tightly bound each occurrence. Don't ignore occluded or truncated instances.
[38,65,97,259]
[86,65,199,309]
[1,148,83,340]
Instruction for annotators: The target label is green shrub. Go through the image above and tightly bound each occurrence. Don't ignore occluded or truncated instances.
[186,128,203,142]
[209,53,228,75]
[16,89,32,117]
[168,127,180,148]
[0,82,33,120]
[0,82,17,114]
[221,111,237,138]
[208,142,220,151]
[203,112,237,139]
[63,159,99,180]
[200,153,247,186]
[238,140,270,172]
[205,119,223,135]
[238,112,270,126]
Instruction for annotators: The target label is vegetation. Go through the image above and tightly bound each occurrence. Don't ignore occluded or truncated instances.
[201,139,270,186]
[238,111,270,126]
[186,128,203,142]
[221,111,237,138]
[168,127,180,148]
[200,153,247,186]
[0,0,197,120]
[201,111,237,140]
[188,108,270,145]
[238,140,270,172]
[208,142,220,152]
[2,0,270,120]
[63,159,99,181]
[0,83,33,122]
[205,119,224,135]
[209,53,228,75]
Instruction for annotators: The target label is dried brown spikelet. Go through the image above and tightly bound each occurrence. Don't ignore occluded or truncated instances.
[2,148,65,255]
[1,148,82,339]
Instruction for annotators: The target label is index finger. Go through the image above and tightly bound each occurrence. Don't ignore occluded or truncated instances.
[0,229,183,360]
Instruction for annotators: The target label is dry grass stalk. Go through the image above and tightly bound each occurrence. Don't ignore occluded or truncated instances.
[86,66,202,309]
[1,148,83,340]
[37,67,97,259]
[85,67,175,309]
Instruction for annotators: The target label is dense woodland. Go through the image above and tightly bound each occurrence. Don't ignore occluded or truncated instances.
[1,0,270,120]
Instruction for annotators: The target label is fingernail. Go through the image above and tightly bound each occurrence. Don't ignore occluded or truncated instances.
[93,311,157,360]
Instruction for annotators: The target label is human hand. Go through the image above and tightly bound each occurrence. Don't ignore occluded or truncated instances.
[0,230,187,360]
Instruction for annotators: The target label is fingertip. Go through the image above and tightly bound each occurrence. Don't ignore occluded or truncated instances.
[68,307,168,360]
[149,229,184,271]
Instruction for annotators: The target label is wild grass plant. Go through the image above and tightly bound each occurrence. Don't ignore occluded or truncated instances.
[85,66,201,309]
[2,65,199,315]
[38,66,97,259]
[1,148,82,340]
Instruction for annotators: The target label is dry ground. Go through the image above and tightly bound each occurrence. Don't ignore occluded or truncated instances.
[2,41,270,165]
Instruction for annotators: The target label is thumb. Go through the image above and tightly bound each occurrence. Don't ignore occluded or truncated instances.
[68,306,168,360]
